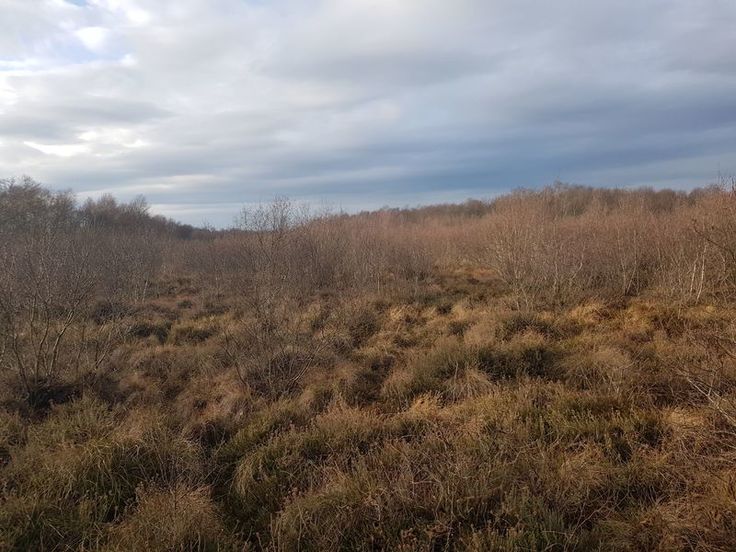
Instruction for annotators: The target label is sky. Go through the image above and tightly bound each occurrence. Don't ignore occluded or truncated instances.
[1,0,736,226]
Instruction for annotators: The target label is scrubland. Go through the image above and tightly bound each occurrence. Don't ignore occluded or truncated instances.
[2,177,736,550]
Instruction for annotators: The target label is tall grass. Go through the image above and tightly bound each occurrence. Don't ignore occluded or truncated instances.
[2,178,736,549]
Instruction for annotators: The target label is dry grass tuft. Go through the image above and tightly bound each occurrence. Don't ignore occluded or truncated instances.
[4,183,736,549]
[108,484,234,551]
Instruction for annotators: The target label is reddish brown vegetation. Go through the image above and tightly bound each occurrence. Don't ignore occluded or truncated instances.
[2,177,736,550]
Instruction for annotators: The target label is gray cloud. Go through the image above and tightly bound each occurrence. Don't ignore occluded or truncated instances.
[1,0,735,226]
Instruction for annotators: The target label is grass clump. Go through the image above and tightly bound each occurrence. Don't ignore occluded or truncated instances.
[348,305,381,346]
[129,320,170,343]
[0,397,204,550]
[108,484,235,551]
[169,318,219,345]
[477,332,561,381]
[5,184,736,549]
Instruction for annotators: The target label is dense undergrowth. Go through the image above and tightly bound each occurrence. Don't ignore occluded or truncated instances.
[2,178,736,550]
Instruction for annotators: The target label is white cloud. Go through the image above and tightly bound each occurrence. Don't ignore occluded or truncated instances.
[24,141,90,157]
[75,26,110,52]
[78,127,149,148]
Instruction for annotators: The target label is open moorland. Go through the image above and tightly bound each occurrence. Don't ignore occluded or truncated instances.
[2,178,736,550]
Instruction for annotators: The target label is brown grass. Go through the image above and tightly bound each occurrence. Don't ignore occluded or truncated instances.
[3,182,736,549]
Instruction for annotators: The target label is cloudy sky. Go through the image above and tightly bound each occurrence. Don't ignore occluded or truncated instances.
[2,0,736,225]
